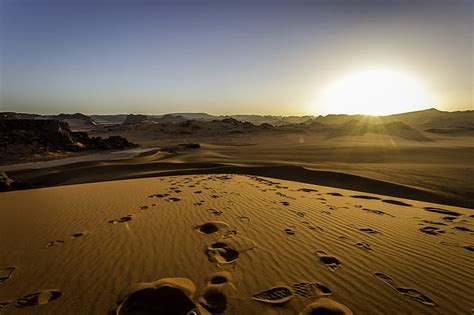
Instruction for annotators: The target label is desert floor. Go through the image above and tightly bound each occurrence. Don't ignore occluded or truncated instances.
[6,132,474,209]
[0,174,473,314]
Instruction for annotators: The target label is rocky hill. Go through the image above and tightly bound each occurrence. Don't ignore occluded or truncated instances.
[53,113,97,127]
[122,114,153,125]
[0,119,136,164]
[326,120,431,141]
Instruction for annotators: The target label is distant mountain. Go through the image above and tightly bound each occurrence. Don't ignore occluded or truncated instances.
[327,120,431,141]
[156,114,187,124]
[314,114,366,125]
[51,113,97,127]
[122,114,154,125]
[121,114,188,125]
[131,113,317,125]
[161,113,217,121]
[0,112,43,120]
[311,108,473,131]
[226,115,315,126]
[0,112,97,129]
[379,108,445,126]
[2,108,472,132]
[91,114,128,125]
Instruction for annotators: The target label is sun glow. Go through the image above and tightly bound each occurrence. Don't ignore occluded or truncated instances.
[317,69,435,115]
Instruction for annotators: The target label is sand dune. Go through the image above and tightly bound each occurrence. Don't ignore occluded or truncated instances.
[7,155,473,209]
[0,174,472,314]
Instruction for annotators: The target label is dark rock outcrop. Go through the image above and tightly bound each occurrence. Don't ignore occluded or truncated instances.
[122,114,151,125]
[157,114,187,124]
[0,112,42,120]
[0,171,14,190]
[53,113,97,126]
[0,171,29,191]
[0,119,136,163]
[177,143,201,149]
[0,119,81,150]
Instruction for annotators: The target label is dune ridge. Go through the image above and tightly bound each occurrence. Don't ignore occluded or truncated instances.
[7,158,473,209]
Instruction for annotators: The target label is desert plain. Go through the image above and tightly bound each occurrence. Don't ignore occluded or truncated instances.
[0,110,473,315]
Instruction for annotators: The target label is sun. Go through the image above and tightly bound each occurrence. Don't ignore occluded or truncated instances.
[317,69,435,115]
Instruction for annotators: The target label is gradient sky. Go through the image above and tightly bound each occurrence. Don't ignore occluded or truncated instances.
[0,0,472,115]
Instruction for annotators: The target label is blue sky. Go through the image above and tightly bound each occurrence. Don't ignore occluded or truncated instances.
[0,0,472,115]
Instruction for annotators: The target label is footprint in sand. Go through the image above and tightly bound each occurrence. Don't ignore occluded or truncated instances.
[199,272,236,313]
[302,221,323,231]
[252,286,293,304]
[382,199,412,207]
[205,242,240,265]
[453,226,474,232]
[207,208,223,216]
[315,251,342,271]
[419,226,444,235]
[374,272,436,306]
[327,192,343,197]
[71,231,88,238]
[167,197,181,202]
[148,193,169,198]
[114,278,198,314]
[339,235,372,250]
[362,208,394,217]
[138,205,149,210]
[442,216,458,222]
[359,228,379,234]
[423,207,461,217]
[281,201,290,206]
[109,215,133,224]
[236,215,251,224]
[298,188,318,193]
[300,298,353,315]
[194,190,202,194]
[355,241,372,250]
[45,240,65,248]
[351,195,381,200]
[195,221,230,234]
[284,227,296,235]
[291,282,332,298]
[421,220,446,226]
[0,267,16,283]
[16,290,62,308]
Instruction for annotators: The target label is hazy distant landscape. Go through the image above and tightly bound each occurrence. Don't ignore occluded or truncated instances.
[1,109,473,314]
[2,108,473,209]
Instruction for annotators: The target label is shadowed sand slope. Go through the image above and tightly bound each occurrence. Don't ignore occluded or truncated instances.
[0,174,473,314]
[8,160,474,209]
